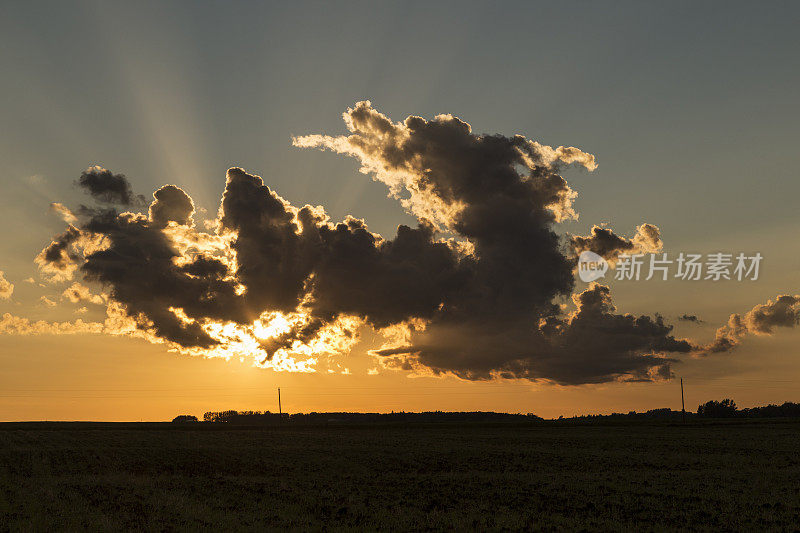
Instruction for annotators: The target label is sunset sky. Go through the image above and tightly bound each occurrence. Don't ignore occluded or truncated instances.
[2,1,800,421]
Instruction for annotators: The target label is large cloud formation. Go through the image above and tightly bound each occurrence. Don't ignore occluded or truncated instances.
[24,102,696,383]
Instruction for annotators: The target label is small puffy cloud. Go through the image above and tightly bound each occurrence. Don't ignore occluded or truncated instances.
[62,282,105,305]
[77,166,145,206]
[703,295,800,354]
[0,271,13,299]
[571,223,662,264]
[149,185,194,227]
[631,223,663,254]
[34,225,81,282]
[40,296,57,307]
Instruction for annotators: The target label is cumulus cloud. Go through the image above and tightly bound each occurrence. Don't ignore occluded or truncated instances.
[704,295,800,354]
[34,225,81,281]
[0,271,13,299]
[78,208,245,349]
[542,284,690,383]
[374,283,690,384]
[0,312,103,336]
[62,282,105,305]
[290,102,688,383]
[571,223,662,264]
[679,314,702,323]
[17,103,695,383]
[77,166,145,206]
[293,101,596,227]
[149,185,195,227]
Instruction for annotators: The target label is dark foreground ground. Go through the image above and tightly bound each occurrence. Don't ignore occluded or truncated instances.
[2,419,800,530]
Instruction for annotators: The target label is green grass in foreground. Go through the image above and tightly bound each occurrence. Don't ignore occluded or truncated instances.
[1,420,800,530]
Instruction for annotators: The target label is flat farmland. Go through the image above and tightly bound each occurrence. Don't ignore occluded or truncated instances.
[1,420,799,530]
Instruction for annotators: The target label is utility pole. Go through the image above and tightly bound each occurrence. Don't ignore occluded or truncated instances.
[680,378,686,424]
[278,387,282,419]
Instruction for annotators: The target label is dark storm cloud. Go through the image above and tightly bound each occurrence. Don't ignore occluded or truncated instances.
[32,103,697,383]
[309,218,468,328]
[218,167,317,314]
[218,167,466,327]
[36,177,248,348]
[376,283,690,385]
[295,102,691,384]
[78,208,249,348]
[36,164,468,357]
[545,284,691,383]
[217,167,468,359]
[77,166,145,206]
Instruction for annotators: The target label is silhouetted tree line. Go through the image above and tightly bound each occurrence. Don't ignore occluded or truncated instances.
[200,410,541,424]
[564,401,800,421]
[697,399,800,418]
[184,401,800,424]
[203,410,285,423]
[172,414,199,423]
[559,407,693,423]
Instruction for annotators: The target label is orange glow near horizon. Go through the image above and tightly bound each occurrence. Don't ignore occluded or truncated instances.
[2,329,800,422]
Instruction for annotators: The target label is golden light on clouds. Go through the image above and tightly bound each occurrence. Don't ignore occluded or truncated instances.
[0,102,798,395]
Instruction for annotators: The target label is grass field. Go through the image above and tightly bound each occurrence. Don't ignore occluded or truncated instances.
[2,419,800,530]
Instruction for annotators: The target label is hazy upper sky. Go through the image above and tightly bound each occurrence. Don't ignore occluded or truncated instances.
[1,1,800,421]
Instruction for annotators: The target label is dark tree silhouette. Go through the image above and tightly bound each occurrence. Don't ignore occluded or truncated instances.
[738,402,800,418]
[199,410,540,424]
[171,415,199,423]
[697,399,738,418]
